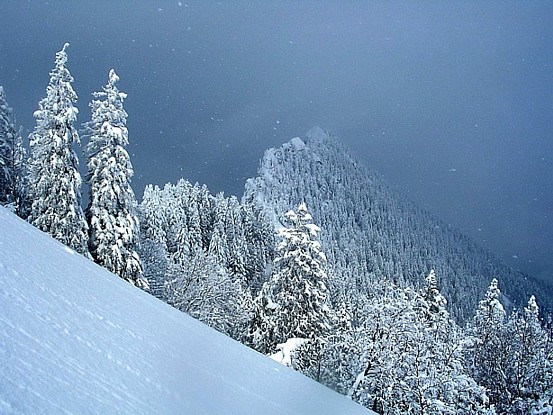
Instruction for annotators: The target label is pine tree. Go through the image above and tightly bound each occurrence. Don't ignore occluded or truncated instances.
[139,184,168,248]
[138,184,171,296]
[208,193,230,267]
[421,269,448,321]
[0,86,26,213]
[293,300,360,396]
[27,43,89,255]
[467,278,510,409]
[226,196,248,281]
[208,220,229,267]
[85,69,147,290]
[241,200,276,290]
[249,202,332,354]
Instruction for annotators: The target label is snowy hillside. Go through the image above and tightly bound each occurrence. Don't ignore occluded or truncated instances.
[0,207,370,415]
[245,127,550,320]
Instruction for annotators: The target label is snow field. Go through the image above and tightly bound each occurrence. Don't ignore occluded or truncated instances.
[0,208,370,414]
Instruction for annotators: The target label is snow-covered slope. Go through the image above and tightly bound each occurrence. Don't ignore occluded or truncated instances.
[0,208,370,415]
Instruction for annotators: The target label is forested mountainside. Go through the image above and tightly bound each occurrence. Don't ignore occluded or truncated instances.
[244,127,550,321]
[136,130,553,413]
[2,43,551,414]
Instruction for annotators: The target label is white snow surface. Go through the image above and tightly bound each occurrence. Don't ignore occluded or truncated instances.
[0,208,370,414]
[287,137,306,151]
[270,338,308,367]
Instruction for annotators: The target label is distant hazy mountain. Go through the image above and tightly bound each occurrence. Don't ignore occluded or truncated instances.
[245,127,550,320]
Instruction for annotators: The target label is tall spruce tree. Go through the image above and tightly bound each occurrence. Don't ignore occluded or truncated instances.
[27,43,89,255]
[467,278,510,409]
[0,86,26,212]
[85,69,147,290]
[249,202,332,354]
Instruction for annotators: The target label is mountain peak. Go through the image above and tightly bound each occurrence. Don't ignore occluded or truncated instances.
[306,126,329,143]
[284,136,307,151]
[247,129,551,320]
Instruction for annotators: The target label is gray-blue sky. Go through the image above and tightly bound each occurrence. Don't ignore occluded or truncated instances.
[1,1,552,282]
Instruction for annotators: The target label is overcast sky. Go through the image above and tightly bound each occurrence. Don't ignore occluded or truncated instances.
[1,1,552,283]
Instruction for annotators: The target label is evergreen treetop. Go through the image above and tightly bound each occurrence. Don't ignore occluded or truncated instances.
[27,43,89,256]
[86,69,147,290]
[249,202,332,354]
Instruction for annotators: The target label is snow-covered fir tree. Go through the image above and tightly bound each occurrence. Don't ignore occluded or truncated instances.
[0,86,26,213]
[85,69,147,289]
[225,196,248,282]
[420,269,448,322]
[249,202,332,354]
[466,278,510,409]
[27,43,89,256]
[208,196,230,267]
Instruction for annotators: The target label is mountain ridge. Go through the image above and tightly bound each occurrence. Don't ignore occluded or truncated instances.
[244,127,550,320]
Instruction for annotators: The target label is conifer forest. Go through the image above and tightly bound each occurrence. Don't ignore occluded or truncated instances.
[1,43,552,415]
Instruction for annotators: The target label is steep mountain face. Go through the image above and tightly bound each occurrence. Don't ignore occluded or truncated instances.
[0,207,371,415]
[245,127,550,321]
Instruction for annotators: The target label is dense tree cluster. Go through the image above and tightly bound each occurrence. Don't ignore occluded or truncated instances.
[346,275,492,414]
[2,46,552,415]
[289,275,552,414]
[138,179,274,338]
[1,44,145,288]
[466,281,553,414]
